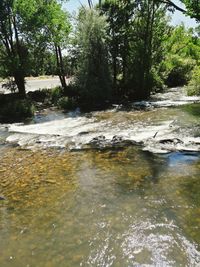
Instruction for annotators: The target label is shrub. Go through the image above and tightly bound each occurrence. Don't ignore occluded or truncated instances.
[27,89,51,102]
[164,56,195,87]
[187,66,200,96]
[57,97,77,110]
[51,86,63,104]
[0,98,35,123]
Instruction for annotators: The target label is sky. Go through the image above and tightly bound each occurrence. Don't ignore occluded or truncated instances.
[64,0,198,28]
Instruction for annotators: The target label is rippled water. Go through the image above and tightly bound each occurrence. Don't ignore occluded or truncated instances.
[0,88,200,266]
[0,147,200,267]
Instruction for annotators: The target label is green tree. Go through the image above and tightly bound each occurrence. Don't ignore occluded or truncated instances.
[44,1,71,90]
[102,0,169,100]
[128,0,169,99]
[187,66,200,95]
[101,0,137,94]
[163,25,200,87]
[0,0,29,97]
[74,8,111,109]
[0,0,71,97]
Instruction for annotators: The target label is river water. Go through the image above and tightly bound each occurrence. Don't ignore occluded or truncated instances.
[0,88,200,266]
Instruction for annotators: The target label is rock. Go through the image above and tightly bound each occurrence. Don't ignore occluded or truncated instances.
[78,131,89,136]
[90,135,105,143]
[159,138,183,144]
[112,135,123,143]
[0,196,5,200]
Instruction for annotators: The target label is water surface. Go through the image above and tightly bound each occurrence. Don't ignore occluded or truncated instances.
[0,147,200,267]
[1,87,200,266]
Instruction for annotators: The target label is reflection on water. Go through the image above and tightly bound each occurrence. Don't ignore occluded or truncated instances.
[0,147,200,266]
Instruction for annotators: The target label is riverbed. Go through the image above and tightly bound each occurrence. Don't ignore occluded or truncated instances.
[0,87,200,266]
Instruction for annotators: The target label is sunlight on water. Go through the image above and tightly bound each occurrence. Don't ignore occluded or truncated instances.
[0,147,200,266]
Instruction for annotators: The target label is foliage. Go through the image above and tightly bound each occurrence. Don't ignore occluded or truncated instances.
[57,96,77,110]
[74,8,111,110]
[165,56,195,87]
[51,86,63,104]
[187,66,200,96]
[0,97,35,122]
[101,0,169,100]
[163,25,199,87]
[182,0,200,21]
[0,0,71,97]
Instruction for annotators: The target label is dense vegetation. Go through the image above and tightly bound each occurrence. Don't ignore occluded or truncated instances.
[0,0,200,119]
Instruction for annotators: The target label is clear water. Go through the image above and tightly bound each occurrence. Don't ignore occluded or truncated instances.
[0,147,200,267]
[0,90,200,267]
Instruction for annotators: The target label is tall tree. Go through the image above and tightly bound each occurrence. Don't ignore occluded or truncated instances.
[44,1,71,90]
[74,8,111,109]
[102,0,169,100]
[0,0,28,97]
[0,0,71,97]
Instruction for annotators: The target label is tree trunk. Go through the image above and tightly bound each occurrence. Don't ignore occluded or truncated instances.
[14,73,26,98]
[55,45,67,91]
[140,0,152,99]
[13,15,26,98]
[58,46,67,90]
[113,54,117,90]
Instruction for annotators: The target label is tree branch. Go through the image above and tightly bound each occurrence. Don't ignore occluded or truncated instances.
[162,0,186,13]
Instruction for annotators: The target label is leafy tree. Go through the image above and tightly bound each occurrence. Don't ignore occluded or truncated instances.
[0,0,70,97]
[127,0,169,99]
[0,0,29,97]
[74,8,111,109]
[43,0,71,90]
[163,25,200,87]
[101,0,169,100]
[187,66,200,95]
[101,0,137,94]
[182,0,200,20]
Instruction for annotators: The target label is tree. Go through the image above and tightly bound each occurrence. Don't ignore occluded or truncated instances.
[163,25,200,87]
[44,0,71,91]
[74,8,111,109]
[0,0,71,97]
[126,0,169,99]
[101,0,169,100]
[101,0,142,97]
[0,0,29,97]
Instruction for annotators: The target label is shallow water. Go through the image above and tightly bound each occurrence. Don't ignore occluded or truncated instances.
[1,88,200,266]
[0,147,200,267]
[6,102,200,153]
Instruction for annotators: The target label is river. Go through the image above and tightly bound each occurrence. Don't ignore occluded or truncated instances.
[0,87,200,266]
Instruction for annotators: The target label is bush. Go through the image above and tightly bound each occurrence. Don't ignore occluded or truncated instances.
[57,96,77,110]
[187,66,200,96]
[164,56,195,87]
[28,89,51,102]
[0,98,35,123]
[50,86,63,104]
